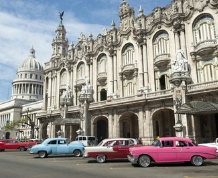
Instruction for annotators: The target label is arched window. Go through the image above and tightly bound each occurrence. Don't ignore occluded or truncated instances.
[25,74,27,78]
[122,44,134,66]
[35,75,38,79]
[193,15,216,45]
[30,74,32,79]
[155,73,170,91]
[100,89,107,101]
[153,31,170,58]
[124,80,135,97]
[97,54,107,74]
[77,62,85,79]
[197,57,218,83]
[60,69,67,85]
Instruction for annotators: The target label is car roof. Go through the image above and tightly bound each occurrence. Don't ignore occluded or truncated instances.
[102,138,133,142]
[159,137,192,142]
[44,138,67,141]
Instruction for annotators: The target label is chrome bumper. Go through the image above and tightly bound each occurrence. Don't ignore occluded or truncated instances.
[127,155,138,163]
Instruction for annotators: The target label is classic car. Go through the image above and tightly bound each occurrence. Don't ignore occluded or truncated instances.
[128,137,217,167]
[198,138,218,153]
[0,139,29,151]
[83,138,138,163]
[30,138,84,158]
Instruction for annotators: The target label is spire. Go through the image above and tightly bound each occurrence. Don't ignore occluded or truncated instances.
[29,47,35,58]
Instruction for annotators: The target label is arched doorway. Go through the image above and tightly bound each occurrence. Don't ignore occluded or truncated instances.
[152,109,175,138]
[95,116,108,143]
[119,112,139,138]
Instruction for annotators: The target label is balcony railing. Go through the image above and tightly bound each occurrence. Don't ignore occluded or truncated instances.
[187,80,218,91]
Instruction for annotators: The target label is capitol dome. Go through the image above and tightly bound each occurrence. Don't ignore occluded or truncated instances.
[18,48,43,72]
[12,48,44,101]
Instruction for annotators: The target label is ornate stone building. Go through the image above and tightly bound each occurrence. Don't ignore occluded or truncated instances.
[35,0,218,144]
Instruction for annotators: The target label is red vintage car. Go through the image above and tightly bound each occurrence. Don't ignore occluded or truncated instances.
[83,138,138,163]
[0,139,30,151]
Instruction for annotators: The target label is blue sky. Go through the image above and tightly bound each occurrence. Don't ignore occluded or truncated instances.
[0,0,171,103]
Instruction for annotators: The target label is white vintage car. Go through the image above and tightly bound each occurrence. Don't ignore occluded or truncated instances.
[83,138,137,163]
[198,138,218,153]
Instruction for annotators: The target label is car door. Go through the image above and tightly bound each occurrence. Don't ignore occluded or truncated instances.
[112,140,129,158]
[175,141,192,161]
[57,139,69,154]
[158,140,176,162]
[47,140,57,154]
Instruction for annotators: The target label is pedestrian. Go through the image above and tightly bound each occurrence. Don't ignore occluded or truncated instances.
[137,137,142,144]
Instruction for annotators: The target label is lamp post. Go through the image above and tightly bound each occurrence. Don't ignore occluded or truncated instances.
[78,77,92,136]
[173,98,183,132]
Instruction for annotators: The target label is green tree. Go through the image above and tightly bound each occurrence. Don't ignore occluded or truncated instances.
[3,117,29,131]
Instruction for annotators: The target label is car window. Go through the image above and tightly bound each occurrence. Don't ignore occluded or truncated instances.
[48,140,57,144]
[162,141,174,147]
[82,137,86,140]
[109,141,117,146]
[118,140,128,146]
[58,140,66,144]
[88,137,95,141]
[176,141,187,147]
[153,140,161,147]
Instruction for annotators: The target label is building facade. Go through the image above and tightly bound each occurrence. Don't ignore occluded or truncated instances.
[2,0,218,144]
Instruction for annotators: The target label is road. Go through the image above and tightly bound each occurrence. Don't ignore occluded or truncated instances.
[0,150,218,178]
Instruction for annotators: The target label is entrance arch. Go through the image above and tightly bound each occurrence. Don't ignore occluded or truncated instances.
[152,109,175,138]
[94,116,108,143]
[119,112,139,138]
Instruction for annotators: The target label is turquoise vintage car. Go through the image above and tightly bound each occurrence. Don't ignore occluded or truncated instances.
[30,138,84,158]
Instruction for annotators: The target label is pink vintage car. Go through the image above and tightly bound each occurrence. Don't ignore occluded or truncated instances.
[128,137,217,167]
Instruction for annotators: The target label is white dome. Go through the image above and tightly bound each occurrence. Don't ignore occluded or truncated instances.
[18,48,43,71]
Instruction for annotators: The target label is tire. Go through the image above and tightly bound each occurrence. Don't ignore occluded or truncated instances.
[73,149,81,157]
[96,155,106,163]
[20,146,25,151]
[191,156,204,166]
[38,151,47,158]
[138,155,151,168]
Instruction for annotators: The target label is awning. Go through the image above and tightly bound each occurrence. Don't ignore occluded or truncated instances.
[176,100,218,114]
[52,118,80,125]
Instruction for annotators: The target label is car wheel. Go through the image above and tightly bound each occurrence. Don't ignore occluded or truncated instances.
[20,146,25,151]
[96,155,106,163]
[138,155,151,168]
[191,156,204,166]
[38,151,47,158]
[73,149,81,157]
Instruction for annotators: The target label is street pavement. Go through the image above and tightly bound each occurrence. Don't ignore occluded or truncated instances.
[0,150,218,178]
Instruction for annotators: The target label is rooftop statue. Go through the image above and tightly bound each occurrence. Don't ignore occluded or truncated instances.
[59,11,64,21]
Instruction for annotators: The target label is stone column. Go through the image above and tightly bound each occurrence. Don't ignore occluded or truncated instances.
[174,30,180,51]
[138,44,144,88]
[143,44,148,89]
[180,27,187,57]
[113,52,118,95]
[138,107,144,138]
[108,55,113,96]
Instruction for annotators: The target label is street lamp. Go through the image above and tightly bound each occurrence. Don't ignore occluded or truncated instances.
[173,98,183,132]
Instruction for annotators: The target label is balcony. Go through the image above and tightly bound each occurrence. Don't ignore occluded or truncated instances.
[97,72,107,83]
[190,39,218,60]
[154,53,170,68]
[121,64,138,78]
